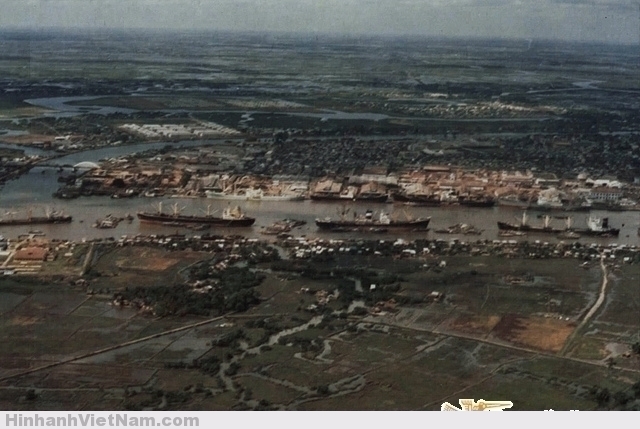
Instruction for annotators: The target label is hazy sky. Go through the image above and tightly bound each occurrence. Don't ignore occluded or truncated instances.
[4,0,640,44]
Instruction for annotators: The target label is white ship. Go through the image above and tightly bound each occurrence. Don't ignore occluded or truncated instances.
[536,188,564,209]
[205,187,304,201]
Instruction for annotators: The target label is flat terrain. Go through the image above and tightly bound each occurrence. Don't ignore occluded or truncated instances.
[0,245,638,411]
[0,31,639,411]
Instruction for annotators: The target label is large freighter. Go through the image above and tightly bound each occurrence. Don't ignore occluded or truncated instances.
[0,208,72,226]
[137,203,255,227]
[497,212,620,237]
[316,208,430,231]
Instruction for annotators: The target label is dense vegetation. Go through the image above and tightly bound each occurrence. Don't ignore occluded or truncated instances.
[114,267,265,316]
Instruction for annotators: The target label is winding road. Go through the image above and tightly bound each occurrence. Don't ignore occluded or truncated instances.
[560,253,608,356]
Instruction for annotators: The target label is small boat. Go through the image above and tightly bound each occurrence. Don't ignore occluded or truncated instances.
[498,231,527,237]
[261,218,307,235]
[162,221,186,227]
[325,226,388,233]
[557,231,580,240]
[434,224,483,235]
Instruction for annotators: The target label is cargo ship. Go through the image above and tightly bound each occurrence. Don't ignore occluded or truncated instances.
[459,195,496,207]
[497,195,534,209]
[316,208,430,231]
[310,186,357,202]
[354,182,389,203]
[497,213,619,237]
[205,187,305,202]
[0,208,72,226]
[137,203,255,227]
[391,191,441,206]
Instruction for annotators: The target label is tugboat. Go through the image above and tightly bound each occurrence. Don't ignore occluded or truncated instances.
[137,203,255,227]
[261,219,307,235]
[435,224,483,235]
[558,231,581,240]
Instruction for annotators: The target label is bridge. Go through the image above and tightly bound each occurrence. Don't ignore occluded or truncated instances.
[35,161,101,170]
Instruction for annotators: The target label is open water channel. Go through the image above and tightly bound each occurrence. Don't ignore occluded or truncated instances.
[0,96,638,245]
[0,153,638,246]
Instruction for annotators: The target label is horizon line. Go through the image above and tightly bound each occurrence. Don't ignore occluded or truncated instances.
[1,26,638,48]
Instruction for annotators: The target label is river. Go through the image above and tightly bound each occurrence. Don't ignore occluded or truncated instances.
[0,162,638,246]
[1,98,638,244]
[23,96,558,123]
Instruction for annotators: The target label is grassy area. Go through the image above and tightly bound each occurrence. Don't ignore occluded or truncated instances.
[0,253,637,410]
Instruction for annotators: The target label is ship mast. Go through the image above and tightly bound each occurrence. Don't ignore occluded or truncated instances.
[3,209,17,221]
[200,204,218,217]
[565,217,573,230]
[170,203,185,217]
[337,205,349,221]
[402,207,413,221]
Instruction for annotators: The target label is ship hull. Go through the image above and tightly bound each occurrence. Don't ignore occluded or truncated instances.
[531,204,592,212]
[355,194,389,203]
[205,192,248,200]
[316,218,430,230]
[497,198,533,208]
[571,228,620,237]
[0,216,72,226]
[206,191,304,202]
[497,221,619,237]
[137,212,255,227]
[497,221,563,234]
[310,194,357,202]
[391,193,441,206]
[460,200,496,208]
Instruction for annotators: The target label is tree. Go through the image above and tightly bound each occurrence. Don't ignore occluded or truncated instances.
[316,385,330,396]
[596,388,610,407]
[613,391,631,407]
[25,389,37,401]
[606,357,615,369]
